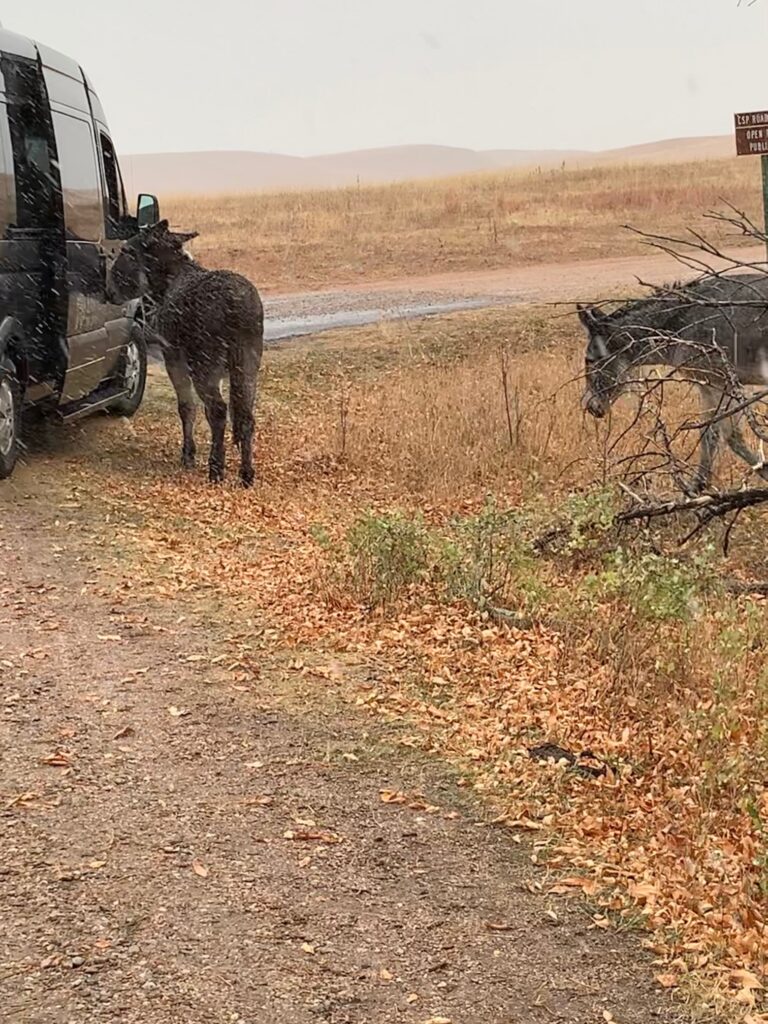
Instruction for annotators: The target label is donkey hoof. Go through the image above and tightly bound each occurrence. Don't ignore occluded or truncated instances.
[181,454,196,470]
[240,468,255,489]
[208,467,225,484]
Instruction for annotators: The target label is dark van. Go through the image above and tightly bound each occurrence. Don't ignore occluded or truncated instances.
[0,28,160,480]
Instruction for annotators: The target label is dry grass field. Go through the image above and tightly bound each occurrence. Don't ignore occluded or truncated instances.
[164,157,761,292]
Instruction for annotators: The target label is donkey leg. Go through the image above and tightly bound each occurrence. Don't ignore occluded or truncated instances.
[721,416,768,480]
[691,423,720,494]
[229,334,261,488]
[164,351,197,469]
[193,375,228,483]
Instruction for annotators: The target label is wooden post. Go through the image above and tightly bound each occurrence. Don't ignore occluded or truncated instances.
[762,154,768,263]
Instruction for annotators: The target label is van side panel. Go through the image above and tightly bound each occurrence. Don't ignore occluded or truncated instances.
[43,68,91,116]
[87,89,108,129]
[36,42,84,82]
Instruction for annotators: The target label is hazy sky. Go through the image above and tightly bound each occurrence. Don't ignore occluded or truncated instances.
[1,0,766,156]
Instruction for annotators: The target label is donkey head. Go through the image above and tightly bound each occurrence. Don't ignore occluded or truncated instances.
[577,305,632,419]
[107,219,199,304]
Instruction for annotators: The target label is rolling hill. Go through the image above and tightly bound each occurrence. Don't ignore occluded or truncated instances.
[119,136,737,198]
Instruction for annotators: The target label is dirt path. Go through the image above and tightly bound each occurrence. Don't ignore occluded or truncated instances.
[0,492,690,1023]
[264,243,766,340]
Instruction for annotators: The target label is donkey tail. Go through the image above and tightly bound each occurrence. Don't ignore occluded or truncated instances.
[227,333,260,447]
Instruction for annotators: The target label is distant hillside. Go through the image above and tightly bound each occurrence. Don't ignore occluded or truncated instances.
[119,136,737,198]
[593,135,733,165]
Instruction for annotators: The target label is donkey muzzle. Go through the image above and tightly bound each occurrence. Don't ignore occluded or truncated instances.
[582,390,607,419]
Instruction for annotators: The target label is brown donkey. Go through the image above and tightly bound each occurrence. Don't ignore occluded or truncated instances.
[108,220,263,486]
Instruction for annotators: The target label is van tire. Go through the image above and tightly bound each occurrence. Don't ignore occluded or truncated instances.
[0,359,22,480]
[109,323,147,417]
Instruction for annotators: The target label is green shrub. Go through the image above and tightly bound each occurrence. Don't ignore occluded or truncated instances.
[585,547,715,622]
[440,499,548,615]
[345,511,431,607]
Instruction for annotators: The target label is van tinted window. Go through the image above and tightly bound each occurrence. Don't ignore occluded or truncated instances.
[99,133,125,237]
[52,112,103,241]
[0,102,13,235]
[3,55,59,230]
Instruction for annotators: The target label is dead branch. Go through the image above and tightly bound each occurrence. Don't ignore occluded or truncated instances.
[615,486,768,526]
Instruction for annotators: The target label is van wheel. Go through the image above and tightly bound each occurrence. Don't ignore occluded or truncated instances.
[0,361,21,480]
[109,323,147,417]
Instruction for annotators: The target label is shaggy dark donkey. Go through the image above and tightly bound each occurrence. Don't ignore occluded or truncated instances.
[578,272,768,492]
[108,220,263,487]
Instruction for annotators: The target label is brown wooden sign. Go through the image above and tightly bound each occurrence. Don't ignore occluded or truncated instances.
[735,111,768,155]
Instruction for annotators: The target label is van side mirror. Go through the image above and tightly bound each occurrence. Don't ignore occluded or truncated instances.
[137,194,160,229]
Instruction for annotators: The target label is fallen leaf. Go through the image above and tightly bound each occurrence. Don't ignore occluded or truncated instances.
[629,881,658,904]
[168,706,189,718]
[113,726,135,740]
[41,750,73,767]
[5,790,42,810]
[484,921,514,932]
[380,968,393,981]
[736,989,757,1008]
[283,830,341,844]
[192,859,209,878]
[380,789,407,804]
[301,942,315,955]
[97,634,122,642]
[732,969,763,991]
[655,974,678,989]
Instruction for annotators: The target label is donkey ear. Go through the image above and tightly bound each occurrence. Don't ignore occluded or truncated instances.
[174,230,199,244]
[156,218,170,232]
[576,304,603,331]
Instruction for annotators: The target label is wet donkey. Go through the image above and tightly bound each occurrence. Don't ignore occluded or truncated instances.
[578,273,768,492]
[108,220,263,487]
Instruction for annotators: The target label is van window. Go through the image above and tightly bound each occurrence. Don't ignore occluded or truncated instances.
[52,112,103,241]
[3,57,59,230]
[0,104,13,236]
[99,133,125,237]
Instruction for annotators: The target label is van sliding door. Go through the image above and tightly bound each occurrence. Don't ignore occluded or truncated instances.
[52,109,123,402]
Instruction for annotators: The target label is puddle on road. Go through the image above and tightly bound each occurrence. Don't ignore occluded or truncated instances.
[264,297,497,342]
[148,297,509,363]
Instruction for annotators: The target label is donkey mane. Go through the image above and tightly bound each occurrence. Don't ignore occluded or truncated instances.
[600,277,726,344]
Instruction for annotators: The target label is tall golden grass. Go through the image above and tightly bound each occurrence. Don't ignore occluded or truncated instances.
[164,157,760,292]
[263,306,744,506]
